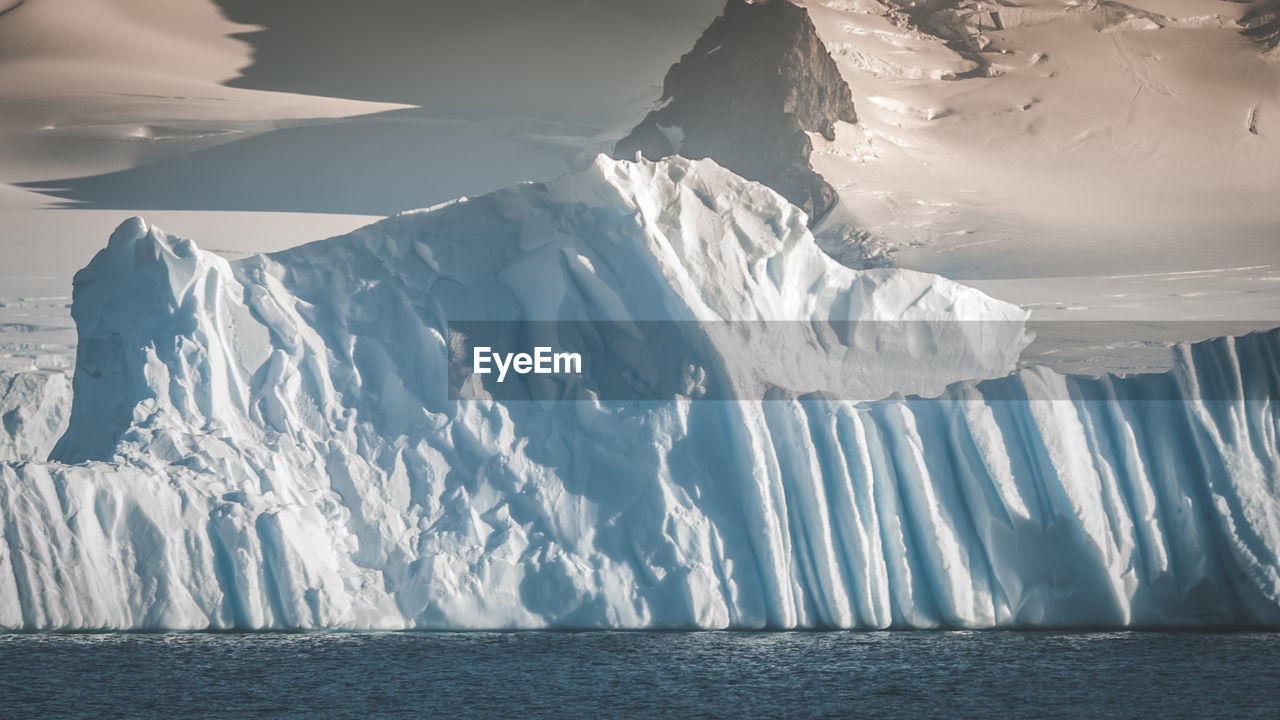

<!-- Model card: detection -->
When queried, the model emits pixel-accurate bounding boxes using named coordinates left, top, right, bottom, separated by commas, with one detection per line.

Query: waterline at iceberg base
left=2, top=157, right=1278, bottom=631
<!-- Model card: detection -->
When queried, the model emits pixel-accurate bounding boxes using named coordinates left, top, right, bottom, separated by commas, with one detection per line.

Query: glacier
left=1, top=156, right=1278, bottom=630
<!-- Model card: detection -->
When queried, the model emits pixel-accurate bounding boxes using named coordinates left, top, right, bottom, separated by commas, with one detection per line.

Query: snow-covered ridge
left=1, top=156, right=1278, bottom=630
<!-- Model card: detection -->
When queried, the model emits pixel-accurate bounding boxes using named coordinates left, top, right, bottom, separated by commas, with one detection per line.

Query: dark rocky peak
left=1240, top=0, right=1280, bottom=53
left=614, top=0, right=856, bottom=223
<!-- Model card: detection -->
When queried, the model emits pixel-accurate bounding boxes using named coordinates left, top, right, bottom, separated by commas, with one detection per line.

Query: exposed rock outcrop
left=614, top=0, right=856, bottom=223
left=1241, top=1, right=1280, bottom=53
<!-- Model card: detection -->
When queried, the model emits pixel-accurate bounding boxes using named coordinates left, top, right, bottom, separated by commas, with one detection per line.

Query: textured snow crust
left=0, top=371, right=70, bottom=463
left=2, top=157, right=1278, bottom=630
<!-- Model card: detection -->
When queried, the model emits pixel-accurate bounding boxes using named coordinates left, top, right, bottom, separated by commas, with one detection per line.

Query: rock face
left=614, top=0, right=856, bottom=223
left=1242, top=1, right=1280, bottom=53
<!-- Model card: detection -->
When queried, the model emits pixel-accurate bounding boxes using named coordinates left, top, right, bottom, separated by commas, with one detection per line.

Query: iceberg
left=1, top=156, right=1277, bottom=630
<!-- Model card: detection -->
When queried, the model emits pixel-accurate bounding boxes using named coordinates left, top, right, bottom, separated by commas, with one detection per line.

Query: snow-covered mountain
left=606, top=0, right=1280, bottom=334
left=2, top=157, right=1277, bottom=630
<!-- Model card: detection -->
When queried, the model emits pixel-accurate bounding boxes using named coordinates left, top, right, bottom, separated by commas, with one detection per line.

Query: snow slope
left=1, top=157, right=1277, bottom=630
left=0, top=0, right=403, bottom=374
left=0, top=0, right=406, bottom=185
left=798, top=0, right=1280, bottom=279
left=2, top=0, right=721, bottom=210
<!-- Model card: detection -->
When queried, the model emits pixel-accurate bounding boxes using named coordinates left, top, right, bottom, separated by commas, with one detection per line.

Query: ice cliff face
left=1, top=156, right=1278, bottom=630
left=615, top=0, right=856, bottom=222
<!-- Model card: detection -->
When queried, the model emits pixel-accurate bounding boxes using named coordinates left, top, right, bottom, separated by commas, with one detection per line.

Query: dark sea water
left=1, top=631, right=1277, bottom=719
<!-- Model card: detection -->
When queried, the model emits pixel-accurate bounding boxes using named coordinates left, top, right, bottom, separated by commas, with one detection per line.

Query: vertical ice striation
left=1, top=156, right=1278, bottom=630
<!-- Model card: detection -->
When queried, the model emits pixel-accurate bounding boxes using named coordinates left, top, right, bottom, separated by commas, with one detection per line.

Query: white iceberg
left=1, top=156, right=1277, bottom=630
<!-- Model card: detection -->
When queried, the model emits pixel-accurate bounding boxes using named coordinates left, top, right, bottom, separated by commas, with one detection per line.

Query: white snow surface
left=1, top=157, right=1278, bottom=630
left=799, top=0, right=1280, bottom=324
left=0, top=370, right=70, bottom=463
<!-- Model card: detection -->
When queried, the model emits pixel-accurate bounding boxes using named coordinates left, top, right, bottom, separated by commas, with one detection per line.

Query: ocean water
left=1, top=631, right=1277, bottom=719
